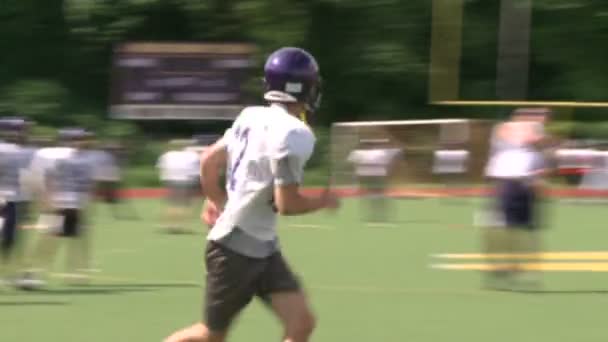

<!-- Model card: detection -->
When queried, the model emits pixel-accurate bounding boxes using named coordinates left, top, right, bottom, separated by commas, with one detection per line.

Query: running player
left=91, top=142, right=135, bottom=219
left=165, top=47, right=339, bottom=342
left=347, top=138, right=401, bottom=225
left=156, top=140, right=201, bottom=233
left=0, top=117, right=35, bottom=284
left=23, top=128, right=97, bottom=287
left=482, top=108, right=550, bottom=290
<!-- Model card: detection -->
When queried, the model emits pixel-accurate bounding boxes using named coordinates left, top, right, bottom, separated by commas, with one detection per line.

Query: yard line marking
left=309, top=284, right=495, bottom=296
left=49, top=272, right=202, bottom=285
left=432, top=251, right=608, bottom=260
left=431, top=262, right=608, bottom=272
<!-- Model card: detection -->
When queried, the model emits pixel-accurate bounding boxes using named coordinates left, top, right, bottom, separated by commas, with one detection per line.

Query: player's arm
left=274, top=183, right=336, bottom=216
left=271, top=156, right=338, bottom=216
left=200, top=138, right=228, bottom=210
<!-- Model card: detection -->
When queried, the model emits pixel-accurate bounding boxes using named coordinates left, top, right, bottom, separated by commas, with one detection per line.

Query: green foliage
left=100, top=121, right=139, bottom=139
left=123, top=165, right=161, bottom=187
left=1, top=0, right=608, bottom=130
left=547, top=121, right=608, bottom=140
left=29, top=125, right=58, bottom=141
left=1, top=80, right=69, bottom=124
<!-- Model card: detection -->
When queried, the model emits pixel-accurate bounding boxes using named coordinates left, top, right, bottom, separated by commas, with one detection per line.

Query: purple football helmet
left=263, top=47, right=322, bottom=112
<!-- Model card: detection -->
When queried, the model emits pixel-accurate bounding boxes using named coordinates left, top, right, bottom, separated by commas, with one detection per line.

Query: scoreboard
left=110, top=42, right=256, bottom=120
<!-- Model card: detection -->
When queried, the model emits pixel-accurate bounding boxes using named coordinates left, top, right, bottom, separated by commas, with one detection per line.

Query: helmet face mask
left=263, top=47, right=322, bottom=115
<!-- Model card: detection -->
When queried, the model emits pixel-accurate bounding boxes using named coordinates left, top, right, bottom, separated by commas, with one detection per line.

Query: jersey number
left=229, top=127, right=250, bottom=190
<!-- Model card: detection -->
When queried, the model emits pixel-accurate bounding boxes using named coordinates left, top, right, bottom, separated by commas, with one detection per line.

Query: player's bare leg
left=65, top=236, right=90, bottom=284
left=32, top=234, right=60, bottom=270
left=164, top=322, right=226, bottom=342
left=270, top=291, right=316, bottom=342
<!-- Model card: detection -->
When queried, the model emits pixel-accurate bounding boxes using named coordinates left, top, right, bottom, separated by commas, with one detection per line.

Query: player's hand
left=201, top=200, right=221, bottom=228
left=321, top=189, right=340, bottom=211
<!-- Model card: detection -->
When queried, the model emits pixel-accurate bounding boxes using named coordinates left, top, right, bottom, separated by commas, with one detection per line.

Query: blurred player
left=165, top=47, right=339, bottom=342
left=156, top=140, right=201, bottom=233
left=27, top=133, right=75, bottom=231
left=22, top=128, right=97, bottom=287
left=347, top=138, right=401, bottom=225
left=91, top=142, right=136, bottom=219
left=482, top=108, right=550, bottom=290
left=0, top=117, right=35, bottom=283
left=432, top=142, right=469, bottom=201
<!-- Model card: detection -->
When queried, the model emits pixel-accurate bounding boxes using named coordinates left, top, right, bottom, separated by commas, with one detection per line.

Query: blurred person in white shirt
left=156, top=140, right=201, bottom=233
left=481, top=108, right=551, bottom=291
left=90, top=142, right=139, bottom=220
left=19, top=128, right=97, bottom=289
left=347, top=138, right=401, bottom=225
left=0, top=117, right=37, bottom=284
left=433, top=142, right=470, bottom=203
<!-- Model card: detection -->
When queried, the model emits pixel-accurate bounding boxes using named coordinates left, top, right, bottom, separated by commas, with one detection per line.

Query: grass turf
left=2, top=197, right=608, bottom=341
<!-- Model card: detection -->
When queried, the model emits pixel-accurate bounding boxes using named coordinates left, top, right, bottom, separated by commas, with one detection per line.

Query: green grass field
left=3, top=197, right=608, bottom=342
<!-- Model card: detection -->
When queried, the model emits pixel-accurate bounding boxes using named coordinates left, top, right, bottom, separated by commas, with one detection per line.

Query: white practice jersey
left=208, top=104, right=315, bottom=258
left=433, top=149, right=469, bottom=174
left=157, top=150, right=200, bottom=183
left=90, top=150, right=121, bottom=182
left=48, top=150, right=96, bottom=209
left=0, top=142, right=21, bottom=201
left=485, top=122, right=545, bottom=179
left=554, top=148, right=597, bottom=169
left=347, top=148, right=401, bottom=177
left=28, top=147, right=75, bottom=197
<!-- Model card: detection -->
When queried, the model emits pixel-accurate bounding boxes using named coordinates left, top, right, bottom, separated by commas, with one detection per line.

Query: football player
left=165, top=47, right=339, bottom=342
left=156, top=140, right=201, bottom=233
left=0, top=117, right=35, bottom=283
left=482, top=108, right=550, bottom=290
left=23, top=128, right=97, bottom=286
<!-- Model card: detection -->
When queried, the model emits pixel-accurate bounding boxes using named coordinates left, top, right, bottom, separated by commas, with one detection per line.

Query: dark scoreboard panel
left=110, top=42, right=256, bottom=120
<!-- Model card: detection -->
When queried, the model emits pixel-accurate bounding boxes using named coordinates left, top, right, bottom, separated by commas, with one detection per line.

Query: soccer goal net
left=329, top=119, right=495, bottom=188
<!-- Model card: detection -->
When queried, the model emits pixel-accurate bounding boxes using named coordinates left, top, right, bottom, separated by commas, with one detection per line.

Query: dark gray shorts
left=496, top=179, right=537, bottom=229
left=204, top=241, right=301, bottom=332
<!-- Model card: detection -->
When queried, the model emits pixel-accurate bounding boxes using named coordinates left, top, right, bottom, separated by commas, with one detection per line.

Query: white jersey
left=0, top=142, right=21, bottom=201
left=208, top=104, right=315, bottom=258
left=347, top=148, right=401, bottom=177
left=554, top=148, right=597, bottom=169
left=485, top=148, right=544, bottom=179
left=48, top=150, right=96, bottom=209
left=156, top=150, right=200, bottom=183
left=485, top=122, right=544, bottom=179
left=433, top=149, right=469, bottom=174
left=90, top=150, right=121, bottom=182
left=28, top=147, right=74, bottom=197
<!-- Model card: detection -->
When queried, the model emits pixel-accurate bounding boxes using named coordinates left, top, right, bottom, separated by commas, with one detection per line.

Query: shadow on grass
left=21, top=282, right=200, bottom=296
left=487, top=287, right=608, bottom=295
left=0, top=300, right=69, bottom=306
left=516, top=289, right=608, bottom=295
